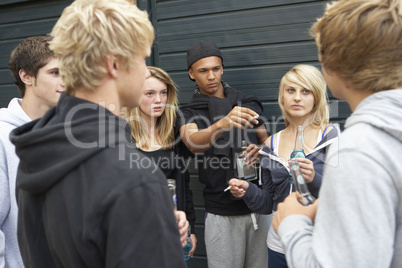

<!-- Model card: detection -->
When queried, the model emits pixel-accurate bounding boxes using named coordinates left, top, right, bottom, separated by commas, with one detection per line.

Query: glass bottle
left=290, top=125, right=306, bottom=159
left=183, top=226, right=192, bottom=261
left=167, top=179, right=177, bottom=210
left=168, top=179, right=192, bottom=260
left=289, top=160, right=316, bottom=206
left=235, top=140, right=257, bottom=181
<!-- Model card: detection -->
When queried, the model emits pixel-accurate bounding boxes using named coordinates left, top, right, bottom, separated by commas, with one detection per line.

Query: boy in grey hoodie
left=272, top=0, right=402, bottom=267
left=0, top=36, right=64, bottom=268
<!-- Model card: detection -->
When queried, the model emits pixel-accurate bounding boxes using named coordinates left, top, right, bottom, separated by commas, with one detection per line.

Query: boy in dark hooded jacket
left=10, top=0, right=188, bottom=267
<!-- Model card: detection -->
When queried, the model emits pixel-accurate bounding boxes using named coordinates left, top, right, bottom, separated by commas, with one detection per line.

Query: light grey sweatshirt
left=278, top=89, right=402, bottom=268
left=0, top=98, right=29, bottom=268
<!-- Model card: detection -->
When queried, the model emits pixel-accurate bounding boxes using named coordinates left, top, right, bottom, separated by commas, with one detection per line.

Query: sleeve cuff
left=277, top=214, right=313, bottom=240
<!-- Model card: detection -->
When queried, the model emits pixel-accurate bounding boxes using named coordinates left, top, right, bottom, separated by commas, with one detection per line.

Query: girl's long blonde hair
left=278, top=64, right=329, bottom=129
left=125, top=66, right=178, bottom=149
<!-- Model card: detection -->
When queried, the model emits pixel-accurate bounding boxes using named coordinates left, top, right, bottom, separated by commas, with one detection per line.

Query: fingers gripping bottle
left=183, top=226, right=192, bottom=261
left=289, top=160, right=316, bottom=206
left=167, top=179, right=192, bottom=261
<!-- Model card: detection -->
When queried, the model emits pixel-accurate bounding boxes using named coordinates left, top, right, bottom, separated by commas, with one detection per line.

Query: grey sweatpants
left=205, top=212, right=271, bottom=268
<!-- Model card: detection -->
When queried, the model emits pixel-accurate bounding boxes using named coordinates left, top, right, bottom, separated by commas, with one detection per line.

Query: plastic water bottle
left=183, top=226, right=192, bottom=261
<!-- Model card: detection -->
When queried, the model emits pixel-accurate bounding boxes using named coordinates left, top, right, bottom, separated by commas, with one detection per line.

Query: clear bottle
left=235, top=140, right=257, bottom=181
left=168, top=179, right=192, bottom=260
left=167, top=179, right=177, bottom=210
left=289, top=160, right=316, bottom=206
left=290, top=125, right=306, bottom=159
left=183, top=226, right=192, bottom=261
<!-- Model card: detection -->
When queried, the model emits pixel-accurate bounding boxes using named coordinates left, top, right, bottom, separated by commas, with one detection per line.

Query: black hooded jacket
left=10, top=93, right=186, bottom=268
left=177, top=82, right=264, bottom=215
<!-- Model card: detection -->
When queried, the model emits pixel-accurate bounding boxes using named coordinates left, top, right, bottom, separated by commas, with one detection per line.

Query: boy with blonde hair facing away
left=273, top=0, right=402, bottom=267
left=9, top=0, right=187, bottom=267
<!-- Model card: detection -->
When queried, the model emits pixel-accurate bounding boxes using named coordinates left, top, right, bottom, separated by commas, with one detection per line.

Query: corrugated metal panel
left=0, top=0, right=30, bottom=6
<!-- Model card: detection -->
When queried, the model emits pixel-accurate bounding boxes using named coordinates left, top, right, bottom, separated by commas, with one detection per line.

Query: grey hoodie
left=278, top=89, right=402, bottom=268
left=0, top=98, right=28, bottom=268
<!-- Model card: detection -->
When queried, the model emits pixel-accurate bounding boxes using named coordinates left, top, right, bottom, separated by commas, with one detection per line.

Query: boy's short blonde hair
left=278, top=64, right=329, bottom=129
left=311, top=0, right=402, bottom=92
left=50, top=0, right=154, bottom=95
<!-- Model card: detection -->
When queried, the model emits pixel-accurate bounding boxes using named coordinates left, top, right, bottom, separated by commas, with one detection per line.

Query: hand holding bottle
left=184, top=227, right=198, bottom=260
left=289, top=160, right=316, bottom=205
left=183, top=226, right=192, bottom=261
left=290, top=158, right=315, bottom=183
left=273, top=192, right=319, bottom=234
left=168, top=179, right=189, bottom=247
left=175, top=210, right=189, bottom=247
left=188, top=234, right=197, bottom=258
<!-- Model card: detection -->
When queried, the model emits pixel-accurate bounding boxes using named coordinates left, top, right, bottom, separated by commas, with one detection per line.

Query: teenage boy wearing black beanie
left=177, top=40, right=270, bottom=268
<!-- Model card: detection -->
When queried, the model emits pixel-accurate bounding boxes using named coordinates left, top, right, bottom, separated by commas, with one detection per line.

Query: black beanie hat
left=186, top=40, right=223, bottom=69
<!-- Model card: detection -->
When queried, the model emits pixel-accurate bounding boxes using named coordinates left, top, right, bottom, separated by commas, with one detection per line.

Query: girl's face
left=282, top=82, right=315, bottom=120
left=139, top=76, right=168, bottom=119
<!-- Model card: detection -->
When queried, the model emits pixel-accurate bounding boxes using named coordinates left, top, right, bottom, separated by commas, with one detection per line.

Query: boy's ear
left=106, top=55, right=118, bottom=78
left=188, top=68, right=195, bottom=80
left=19, top=69, right=33, bottom=86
